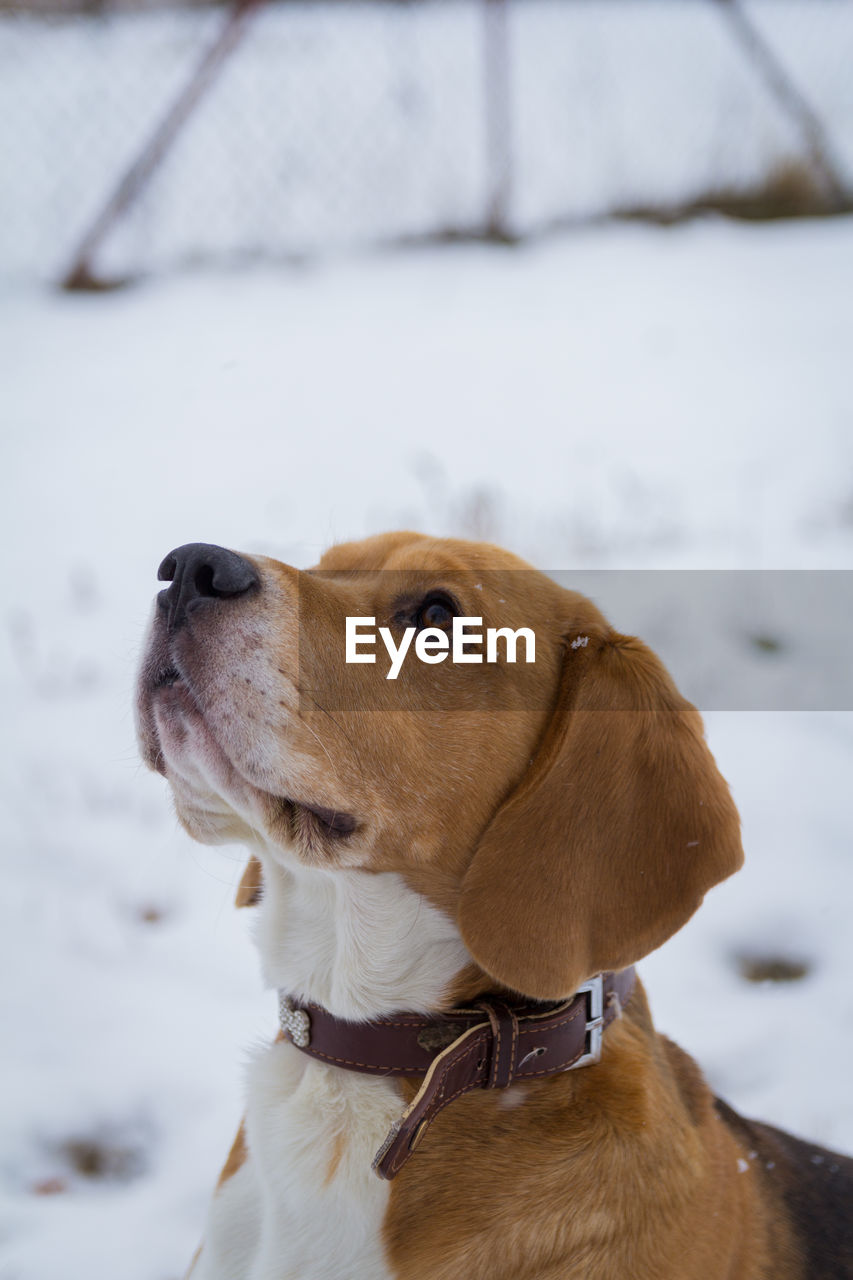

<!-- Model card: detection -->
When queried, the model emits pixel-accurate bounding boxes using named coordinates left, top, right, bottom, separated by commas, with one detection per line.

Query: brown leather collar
left=278, top=967, right=636, bottom=1178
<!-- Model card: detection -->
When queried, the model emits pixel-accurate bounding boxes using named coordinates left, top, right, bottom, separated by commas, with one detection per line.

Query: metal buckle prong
left=569, top=974, right=604, bottom=1070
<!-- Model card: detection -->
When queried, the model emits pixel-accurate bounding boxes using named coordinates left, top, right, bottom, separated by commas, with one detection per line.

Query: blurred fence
left=1, top=0, right=851, bottom=285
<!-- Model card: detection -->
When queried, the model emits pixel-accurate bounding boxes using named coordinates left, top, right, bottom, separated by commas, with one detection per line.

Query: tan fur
left=384, top=987, right=802, bottom=1280
left=216, top=1121, right=248, bottom=1188
left=457, top=628, right=743, bottom=997
left=324, top=1129, right=349, bottom=1187
left=185, top=1244, right=202, bottom=1278
left=144, top=533, right=845, bottom=1280
left=235, top=856, right=263, bottom=908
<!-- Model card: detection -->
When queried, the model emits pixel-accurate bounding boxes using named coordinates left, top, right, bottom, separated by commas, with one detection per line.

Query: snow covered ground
left=2, top=215, right=853, bottom=1279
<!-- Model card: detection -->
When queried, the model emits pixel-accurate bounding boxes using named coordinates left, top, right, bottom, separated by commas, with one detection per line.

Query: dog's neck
left=254, top=852, right=471, bottom=1022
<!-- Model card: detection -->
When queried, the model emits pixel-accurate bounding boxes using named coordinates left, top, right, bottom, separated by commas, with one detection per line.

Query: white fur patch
left=192, top=857, right=471, bottom=1279
left=257, top=861, right=469, bottom=1021
left=498, top=1088, right=530, bottom=1110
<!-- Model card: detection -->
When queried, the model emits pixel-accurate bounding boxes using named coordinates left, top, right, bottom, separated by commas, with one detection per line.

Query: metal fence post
left=483, top=0, right=513, bottom=240
left=61, top=0, right=264, bottom=290
left=714, top=0, right=849, bottom=213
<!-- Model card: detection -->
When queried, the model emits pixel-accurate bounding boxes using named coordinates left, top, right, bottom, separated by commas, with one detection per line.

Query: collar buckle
left=570, top=974, right=604, bottom=1069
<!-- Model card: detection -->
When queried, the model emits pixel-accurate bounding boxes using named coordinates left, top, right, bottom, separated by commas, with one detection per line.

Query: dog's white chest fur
left=191, top=862, right=469, bottom=1280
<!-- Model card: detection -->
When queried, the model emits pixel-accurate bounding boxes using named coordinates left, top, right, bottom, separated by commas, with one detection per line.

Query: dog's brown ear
left=235, top=856, right=263, bottom=908
left=458, top=629, right=743, bottom=999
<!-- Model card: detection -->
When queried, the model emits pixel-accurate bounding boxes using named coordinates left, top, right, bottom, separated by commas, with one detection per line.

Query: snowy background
left=3, top=2, right=853, bottom=1277
left=3, top=216, right=853, bottom=1280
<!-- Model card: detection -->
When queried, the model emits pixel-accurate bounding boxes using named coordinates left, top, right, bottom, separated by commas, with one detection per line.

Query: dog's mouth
left=147, top=656, right=204, bottom=718
left=147, top=645, right=206, bottom=705
left=138, top=637, right=221, bottom=772
left=139, top=644, right=360, bottom=850
left=140, top=627, right=189, bottom=697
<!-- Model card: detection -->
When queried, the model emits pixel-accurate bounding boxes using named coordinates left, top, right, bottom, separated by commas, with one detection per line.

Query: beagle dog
left=136, top=532, right=853, bottom=1280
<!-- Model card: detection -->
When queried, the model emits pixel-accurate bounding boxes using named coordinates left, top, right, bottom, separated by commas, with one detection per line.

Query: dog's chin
left=171, top=784, right=258, bottom=846
left=138, top=679, right=272, bottom=838
left=137, top=659, right=367, bottom=870
left=139, top=689, right=352, bottom=867
left=163, top=753, right=268, bottom=848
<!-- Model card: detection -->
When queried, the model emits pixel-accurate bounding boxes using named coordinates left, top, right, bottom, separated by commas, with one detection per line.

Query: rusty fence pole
left=714, top=0, right=849, bottom=212
left=62, top=0, right=264, bottom=290
left=483, top=0, right=513, bottom=240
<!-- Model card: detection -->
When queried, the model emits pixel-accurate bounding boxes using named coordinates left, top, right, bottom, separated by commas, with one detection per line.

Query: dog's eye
left=415, top=592, right=458, bottom=631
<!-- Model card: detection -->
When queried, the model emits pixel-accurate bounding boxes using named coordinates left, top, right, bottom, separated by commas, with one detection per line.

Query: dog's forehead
left=307, top=533, right=575, bottom=631
left=313, top=531, right=534, bottom=575
left=306, top=533, right=579, bottom=629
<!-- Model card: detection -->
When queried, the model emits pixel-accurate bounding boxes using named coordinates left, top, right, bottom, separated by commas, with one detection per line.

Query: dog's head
left=137, top=532, right=742, bottom=1000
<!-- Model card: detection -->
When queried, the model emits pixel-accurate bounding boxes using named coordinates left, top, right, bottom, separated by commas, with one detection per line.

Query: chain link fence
left=1, top=0, right=851, bottom=285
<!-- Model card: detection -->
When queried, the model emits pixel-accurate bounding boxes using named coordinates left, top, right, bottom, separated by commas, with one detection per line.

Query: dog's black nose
left=156, top=543, right=259, bottom=631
